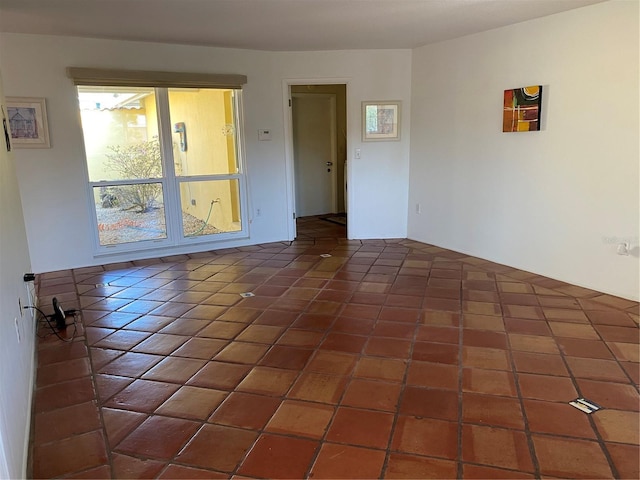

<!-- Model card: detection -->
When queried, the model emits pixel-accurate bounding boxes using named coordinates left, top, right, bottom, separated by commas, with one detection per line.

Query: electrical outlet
left=256, top=208, right=261, bottom=217
left=25, top=284, right=37, bottom=321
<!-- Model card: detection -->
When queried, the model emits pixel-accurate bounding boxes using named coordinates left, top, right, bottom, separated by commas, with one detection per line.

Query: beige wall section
left=225, top=91, right=240, bottom=222
left=291, top=84, right=346, bottom=212
left=144, top=94, right=158, bottom=139
left=169, top=90, right=232, bottom=177
left=168, top=89, right=239, bottom=233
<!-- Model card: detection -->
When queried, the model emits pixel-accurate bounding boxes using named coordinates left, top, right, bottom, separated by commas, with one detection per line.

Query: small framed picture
left=362, top=101, right=401, bottom=141
left=6, top=97, right=50, bottom=148
left=503, top=86, right=542, bottom=132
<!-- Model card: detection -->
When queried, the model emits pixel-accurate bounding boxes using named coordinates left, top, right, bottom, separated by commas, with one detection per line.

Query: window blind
left=67, top=67, right=247, bottom=89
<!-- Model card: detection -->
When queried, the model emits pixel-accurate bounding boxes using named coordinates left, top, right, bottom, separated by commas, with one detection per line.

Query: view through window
left=77, top=86, right=246, bottom=250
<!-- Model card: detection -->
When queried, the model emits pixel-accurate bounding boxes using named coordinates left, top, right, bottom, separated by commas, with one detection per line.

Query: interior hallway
left=30, top=216, right=638, bottom=478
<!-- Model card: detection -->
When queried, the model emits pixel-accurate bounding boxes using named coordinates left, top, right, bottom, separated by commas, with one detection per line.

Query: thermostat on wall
left=258, top=129, right=272, bottom=141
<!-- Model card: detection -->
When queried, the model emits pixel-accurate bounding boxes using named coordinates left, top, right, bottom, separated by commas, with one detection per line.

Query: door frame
left=292, top=92, right=338, bottom=217
left=282, top=78, right=350, bottom=240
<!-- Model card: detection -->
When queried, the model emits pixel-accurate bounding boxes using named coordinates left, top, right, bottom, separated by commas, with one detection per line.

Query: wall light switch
left=258, top=129, right=272, bottom=141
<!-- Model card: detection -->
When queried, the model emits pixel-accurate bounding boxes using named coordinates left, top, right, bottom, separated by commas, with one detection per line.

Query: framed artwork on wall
left=362, top=100, right=401, bottom=141
left=6, top=97, right=50, bottom=148
left=503, top=86, right=542, bottom=132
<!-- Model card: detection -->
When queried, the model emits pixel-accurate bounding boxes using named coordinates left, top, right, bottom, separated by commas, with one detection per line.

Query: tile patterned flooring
left=30, top=216, right=639, bottom=479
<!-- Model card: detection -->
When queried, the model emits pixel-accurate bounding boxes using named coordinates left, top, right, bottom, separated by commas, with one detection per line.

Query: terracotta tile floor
left=29, top=216, right=639, bottom=479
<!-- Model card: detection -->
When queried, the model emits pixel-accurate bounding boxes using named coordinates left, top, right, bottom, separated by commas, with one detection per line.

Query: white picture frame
left=362, top=100, right=401, bottom=142
left=6, top=97, right=51, bottom=148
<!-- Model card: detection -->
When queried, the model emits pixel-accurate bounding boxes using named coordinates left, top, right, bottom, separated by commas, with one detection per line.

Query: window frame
left=71, top=69, right=250, bottom=256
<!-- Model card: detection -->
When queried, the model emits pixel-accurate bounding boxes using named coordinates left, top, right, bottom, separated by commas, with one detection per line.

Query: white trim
left=0, top=421, right=9, bottom=479
left=21, top=352, right=36, bottom=480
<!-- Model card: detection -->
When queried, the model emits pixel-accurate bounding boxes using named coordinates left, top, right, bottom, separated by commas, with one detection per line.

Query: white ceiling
left=0, top=0, right=606, bottom=51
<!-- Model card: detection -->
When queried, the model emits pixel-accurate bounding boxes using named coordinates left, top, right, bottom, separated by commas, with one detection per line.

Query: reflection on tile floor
left=30, top=216, right=639, bottom=479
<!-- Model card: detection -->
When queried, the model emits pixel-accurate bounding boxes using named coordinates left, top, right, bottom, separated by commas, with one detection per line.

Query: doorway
left=293, top=93, right=337, bottom=217
left=289, top=84, right=347, bottom=237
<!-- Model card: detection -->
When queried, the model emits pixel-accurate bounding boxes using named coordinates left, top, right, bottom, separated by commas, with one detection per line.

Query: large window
left=75, top=78, right=247, bottom=252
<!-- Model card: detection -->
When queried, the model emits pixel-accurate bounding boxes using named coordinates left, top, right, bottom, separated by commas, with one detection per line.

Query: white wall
left=0, top=35, right=412, bottom=273
left=0, top=70, right=36, bottom=479
left=408, top=0, right=639, bottom=300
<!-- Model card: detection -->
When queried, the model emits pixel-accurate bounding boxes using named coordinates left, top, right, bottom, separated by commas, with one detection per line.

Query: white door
left=292, top=94, right=337, bottom=217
